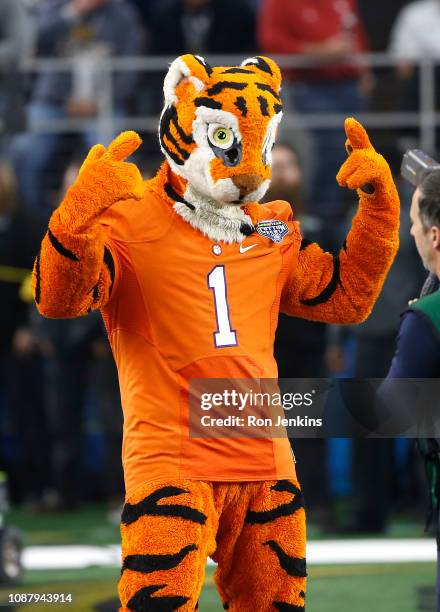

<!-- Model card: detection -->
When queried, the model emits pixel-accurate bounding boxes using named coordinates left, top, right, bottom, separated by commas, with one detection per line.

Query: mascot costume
left=33, top=55, right=399, bottom=611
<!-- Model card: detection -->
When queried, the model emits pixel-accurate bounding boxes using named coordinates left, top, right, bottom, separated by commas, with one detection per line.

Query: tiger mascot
left=33, top=55, right=399, bottom=611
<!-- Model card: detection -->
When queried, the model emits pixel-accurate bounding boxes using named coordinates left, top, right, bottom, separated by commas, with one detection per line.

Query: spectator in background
left=149, top=0, right=256, bottom=56
left=259, top=0, right=370, bottom=252
left=0, top=0, right=34, bottom=144
left=384, top=170, right=440, bottom=606
left=0, top=163, right=46, bottom=503
left=264, top=143, right=328, bottom=516
left=26, top=161, right=123, bottom=510
left=389, top=0, right=440, bottom=151
left=12, top=0, right=143, bottom=212
left=390, top=0, right=440, bottom=78
left=265, top=142, right=326, bottom=380
left=329, top=178, right=426, bottom=532
left=141, top=0, right=257, bottom=131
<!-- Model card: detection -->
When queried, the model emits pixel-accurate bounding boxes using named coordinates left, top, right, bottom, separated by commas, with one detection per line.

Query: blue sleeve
left=387, top=310, right=440, bottom=378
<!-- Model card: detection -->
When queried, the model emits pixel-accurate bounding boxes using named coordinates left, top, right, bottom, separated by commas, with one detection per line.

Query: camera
left=401, top=149, right=440, bottom=187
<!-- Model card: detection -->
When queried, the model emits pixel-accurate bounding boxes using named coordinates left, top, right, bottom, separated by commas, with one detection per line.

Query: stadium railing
left=6, top=53, right=440, bottom=154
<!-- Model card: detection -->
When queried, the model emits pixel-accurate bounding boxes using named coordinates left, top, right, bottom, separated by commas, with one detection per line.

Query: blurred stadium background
left=0, top=0, right=439, bottom=610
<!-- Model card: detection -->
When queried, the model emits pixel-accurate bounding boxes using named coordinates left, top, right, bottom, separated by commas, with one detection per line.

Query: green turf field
left=0, top=563, right=435, bottom=611
left=0, top=504, right=436, bottom=611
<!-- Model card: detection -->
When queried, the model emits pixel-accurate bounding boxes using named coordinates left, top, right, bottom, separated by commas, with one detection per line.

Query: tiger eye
left=212, top=127, right=233, bottom=148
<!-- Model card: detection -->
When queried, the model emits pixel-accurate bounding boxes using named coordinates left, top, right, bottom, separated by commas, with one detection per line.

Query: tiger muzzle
left=232, top=174, right=263, bottom=198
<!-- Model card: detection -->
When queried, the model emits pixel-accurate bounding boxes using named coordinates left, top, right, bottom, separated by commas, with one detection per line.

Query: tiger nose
left=232, top=173, right=263, bottom=198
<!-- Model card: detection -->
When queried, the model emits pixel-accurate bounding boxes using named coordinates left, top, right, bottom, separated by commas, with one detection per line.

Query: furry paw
left=336, top=118, right=392, bottom=194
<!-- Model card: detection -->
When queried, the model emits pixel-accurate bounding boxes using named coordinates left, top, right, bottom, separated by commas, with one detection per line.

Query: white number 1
left=208, top=265, right=238, bottom=347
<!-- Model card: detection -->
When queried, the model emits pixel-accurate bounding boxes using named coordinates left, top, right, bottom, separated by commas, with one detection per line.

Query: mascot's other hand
left=59, top=131, right=144, bottom=233
left=336, top=118, right=393, bottom=196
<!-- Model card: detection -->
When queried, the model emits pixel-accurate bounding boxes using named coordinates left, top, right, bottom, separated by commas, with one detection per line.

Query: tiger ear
left=241, top=56, right=282, bottom=93
left=163, top=54, right=212, bottom=106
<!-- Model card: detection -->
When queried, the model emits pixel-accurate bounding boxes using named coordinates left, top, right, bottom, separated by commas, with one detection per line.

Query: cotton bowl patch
left=255, top=220, right=289, bottom=243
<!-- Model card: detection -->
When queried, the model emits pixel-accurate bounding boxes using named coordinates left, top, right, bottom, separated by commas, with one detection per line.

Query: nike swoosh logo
left=239, top=244, right=257, bottom=253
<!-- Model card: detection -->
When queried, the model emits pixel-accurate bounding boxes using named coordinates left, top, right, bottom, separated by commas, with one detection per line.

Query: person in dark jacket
left=385, top=170, right=440, bottom=608
left=0, top=162, right=47, bottom=503
left=149, top=0, right=256, bottom=55
left=12, top=0, right=143, bottom=212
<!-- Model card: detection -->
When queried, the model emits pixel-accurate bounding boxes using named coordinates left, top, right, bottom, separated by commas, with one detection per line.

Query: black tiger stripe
left=223, top=604, right=230, bottom=610
left=240, top=222, right=255, bottom=236
left=274, top=103, right=283, bottom=114
left=164, top=182, right=195, bottom=211
left=272, top=480, right=301, bottom=494
left=222, top=68, right=254, bottom=75
left=161, top=138, right=185, bottom=166
left=258, top=95, right=269, bottom=117
left=207, top=81, right=248, bottom=96
left=193, top=55, right=213, bottom=77
left=127, top=584, right=189, bottom=611
left=300, top=255, right=340, bottom=306
left=171, top=112, right=194, bottom=145
left=256, top=82, right=281, bottom=100
left=121, top=485, right=207, bottom=526
left=160, top=107, right=191, bottom=161
left=159, top=107, right=189, bottom=166
left=299, top=591, right=306, bottom=599
left=122, top=544, right=197, bottom=574
left=343, top=239, right=347, bottom=252
left=264, top=540, right=307, bottom=578
left=103, top=246, right=115, bottom=294
left=274, top=603, right=305, bottom=612
left=234, top=96, right=248, bottom=117
left=92, top=281, right=99, bottom=302
left=252, top=56, right=274, bottom=76
left=47, top=228, right=79, bottom=261
left=34, top=254, right=41, bottom=304
left=164, top=132, right=190, bottom=162
left=245, top=480, right=304, bottom=524
left=300, top=238, right=313, bottom=251
left=195, top=97, right=222, bottom=110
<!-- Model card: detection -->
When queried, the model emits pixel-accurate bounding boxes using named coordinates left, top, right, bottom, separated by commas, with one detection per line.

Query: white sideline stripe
left=307, top=538, right=436, bottom=565
left=22, top=539, right=437, bottom=571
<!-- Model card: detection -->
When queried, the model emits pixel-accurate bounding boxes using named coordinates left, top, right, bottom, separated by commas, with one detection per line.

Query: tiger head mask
left=158, top=54, right=283, bottom=242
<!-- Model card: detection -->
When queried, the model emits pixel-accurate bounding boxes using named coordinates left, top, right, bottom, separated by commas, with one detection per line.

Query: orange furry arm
left=281, top=118, right=400, bottom=324
left=32, top=132, right=144, bottom=318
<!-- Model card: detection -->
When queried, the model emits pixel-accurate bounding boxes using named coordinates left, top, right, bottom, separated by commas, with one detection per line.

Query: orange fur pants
left=119, top=479, right=306, bottom=611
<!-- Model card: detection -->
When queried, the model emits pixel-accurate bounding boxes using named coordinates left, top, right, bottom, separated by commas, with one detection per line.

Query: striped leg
left=214, top=480, right=307, bottom=612
left=118, top=480, right=217, bottom=612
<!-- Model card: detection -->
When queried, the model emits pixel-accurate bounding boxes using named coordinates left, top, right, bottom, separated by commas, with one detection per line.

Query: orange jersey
left=100, top=165, right=300, bottom=495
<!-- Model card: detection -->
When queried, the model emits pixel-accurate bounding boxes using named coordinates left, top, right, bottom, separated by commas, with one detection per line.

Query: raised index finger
left=344, top=117, right=372, bottom=150
left=104, top=131, right=142, bottom=162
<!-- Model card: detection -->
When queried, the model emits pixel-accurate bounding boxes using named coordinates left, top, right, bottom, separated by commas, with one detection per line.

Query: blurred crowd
left=0, top=0, right=439, bottom=530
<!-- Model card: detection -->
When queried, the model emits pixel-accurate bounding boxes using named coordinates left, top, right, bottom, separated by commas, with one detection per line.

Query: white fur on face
left=174, top=183, right=253, bottom=243
left=262, top=112, right=283, bottom=167
left=189, top=107, right=243, bottom=204
left=160, top=100, right=284, bottom=241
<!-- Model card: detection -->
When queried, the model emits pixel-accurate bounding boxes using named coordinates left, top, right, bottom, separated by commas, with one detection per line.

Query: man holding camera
left=387, top=166, right=440, bottom=607
left=388, top=170, right=440, bottom=380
